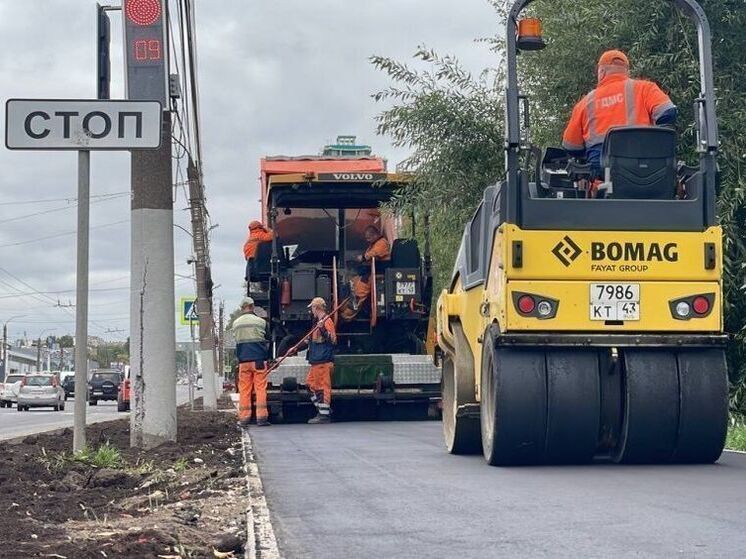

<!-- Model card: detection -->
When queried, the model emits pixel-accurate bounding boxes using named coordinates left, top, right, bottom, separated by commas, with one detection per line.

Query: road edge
left=241, top=427, right=280, bottom=559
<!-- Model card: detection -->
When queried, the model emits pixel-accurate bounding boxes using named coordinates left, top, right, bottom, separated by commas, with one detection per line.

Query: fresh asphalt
left=251, top=421, right=746, bottom=559
left=0, top=385, right=192, bottom=441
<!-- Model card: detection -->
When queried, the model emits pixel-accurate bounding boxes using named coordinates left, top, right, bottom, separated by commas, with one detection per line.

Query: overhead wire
left=0, top=191, right=130, bottom=206
left=0, top=193, right=130, bottom=225
left=0, top=220, right=129, bottom=249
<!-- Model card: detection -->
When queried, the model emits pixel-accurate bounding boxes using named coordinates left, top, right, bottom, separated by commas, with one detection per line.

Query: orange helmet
left=598, top=50, right=629, bottom=68
left=248, top=220, right=263, bottom=230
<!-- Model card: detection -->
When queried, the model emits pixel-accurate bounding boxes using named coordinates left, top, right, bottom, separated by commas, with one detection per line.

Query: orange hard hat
left=598, top=50, right=629, bottom=68
left=248, top=220, right=263, bottom=230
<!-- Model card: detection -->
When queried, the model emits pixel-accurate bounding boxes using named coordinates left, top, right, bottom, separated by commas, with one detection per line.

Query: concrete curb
left=240, top=427, right=280, bottom=559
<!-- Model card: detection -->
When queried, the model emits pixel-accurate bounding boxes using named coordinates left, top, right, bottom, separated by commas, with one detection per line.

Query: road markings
left=241, top=427, right=280, bottom=559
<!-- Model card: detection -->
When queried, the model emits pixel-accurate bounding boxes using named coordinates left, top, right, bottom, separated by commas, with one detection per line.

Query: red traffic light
left=125, top=0, right=162, bottom=26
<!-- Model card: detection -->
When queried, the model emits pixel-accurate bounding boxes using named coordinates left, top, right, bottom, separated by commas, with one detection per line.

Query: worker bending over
left=243, top=220, right=274, bottom=283
left=563, top=50, right=677, bottom=181
left=230, top=297, right=271, bottom=428
left=342, top=226, right=391, bottom=320
left=293, top=297, right=337, bottom=424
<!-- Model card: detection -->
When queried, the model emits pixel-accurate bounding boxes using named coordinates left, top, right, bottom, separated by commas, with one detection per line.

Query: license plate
left=590, top=283, right=640, bottom=321
left=396, top=281, right=416, bottom=296
left=94, top=390, right=103, bottom=395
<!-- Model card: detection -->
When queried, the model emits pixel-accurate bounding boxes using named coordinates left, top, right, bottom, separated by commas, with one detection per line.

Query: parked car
left=0, top=374, right=26, bottom=408
left=17, top=373, right=65, bottom=411
left=61, top=374, right=76, bottom=400
left=88, top=369, right=122, bottom=405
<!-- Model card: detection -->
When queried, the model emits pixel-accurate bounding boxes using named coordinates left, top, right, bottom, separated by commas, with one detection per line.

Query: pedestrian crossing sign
left=180, top=297, right=198, bottom=325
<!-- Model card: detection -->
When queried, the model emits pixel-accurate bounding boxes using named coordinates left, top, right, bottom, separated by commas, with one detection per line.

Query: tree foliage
left=373, top=0, right=746, bottom=411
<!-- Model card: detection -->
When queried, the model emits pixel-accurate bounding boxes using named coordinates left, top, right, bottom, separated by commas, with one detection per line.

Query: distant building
left=4, top=347, right=40, bottom=378
left=321, top=135, right=373, bottom=158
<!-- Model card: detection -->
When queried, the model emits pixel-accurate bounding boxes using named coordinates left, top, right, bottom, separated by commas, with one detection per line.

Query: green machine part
left=332, top=354, right=393, bottom=389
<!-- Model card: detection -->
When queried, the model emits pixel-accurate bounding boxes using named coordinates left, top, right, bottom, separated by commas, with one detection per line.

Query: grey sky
left=0, top=0, right=497, bottom=343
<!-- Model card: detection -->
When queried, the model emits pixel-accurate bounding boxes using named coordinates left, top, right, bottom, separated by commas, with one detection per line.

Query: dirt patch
left=0, top=407, right=247, bottom=558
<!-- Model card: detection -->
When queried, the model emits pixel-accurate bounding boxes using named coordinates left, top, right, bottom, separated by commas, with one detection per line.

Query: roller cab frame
left=437, top=0, right=729, bottom=465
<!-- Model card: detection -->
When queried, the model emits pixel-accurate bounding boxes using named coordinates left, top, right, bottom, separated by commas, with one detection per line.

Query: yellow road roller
left=436, top=0, right=728, bottom=465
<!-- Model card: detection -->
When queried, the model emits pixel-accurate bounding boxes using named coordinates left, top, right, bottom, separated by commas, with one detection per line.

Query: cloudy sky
left=0, top=0, right=497, bottom=344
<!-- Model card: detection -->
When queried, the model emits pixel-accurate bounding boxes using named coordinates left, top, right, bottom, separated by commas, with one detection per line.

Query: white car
left=17, top=373, right=66, bottom=412
left=0, top=374, right=25, bottom=408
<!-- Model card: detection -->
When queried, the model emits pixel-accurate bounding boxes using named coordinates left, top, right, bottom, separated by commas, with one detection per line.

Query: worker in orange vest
left=342, top=226, right=391, bottom=320
left=562, top=50, right=677, bottom=185
left=243, top=221, right=274, bottom=287
left=243, top=221, right=274, bottom=260
left=289, top=297, right=337, bottom=424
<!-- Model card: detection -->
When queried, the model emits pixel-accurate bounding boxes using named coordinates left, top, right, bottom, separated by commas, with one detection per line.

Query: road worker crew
left=343, top=226, right=391, bottom=320
left=562, top=50, right=678, bottom=177
left=243, top=220, right=274, bottom=260
left=230, top=297, right=271, bottom=428
left=293, top=297, right=337, bottom=424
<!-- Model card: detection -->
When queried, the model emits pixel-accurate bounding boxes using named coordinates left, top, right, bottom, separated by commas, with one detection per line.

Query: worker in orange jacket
left=342, top=226, right=391, bottom=320
left=243, top=221, right=274, bottom=260
left=243, top=221, right=274, bottom=287
left=290, top=297, right=337, bottom=424
left=562, top=50, right=677, bottom=181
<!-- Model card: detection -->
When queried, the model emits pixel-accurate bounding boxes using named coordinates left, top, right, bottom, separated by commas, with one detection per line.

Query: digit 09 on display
left=123, top=0, right=167, bottom=104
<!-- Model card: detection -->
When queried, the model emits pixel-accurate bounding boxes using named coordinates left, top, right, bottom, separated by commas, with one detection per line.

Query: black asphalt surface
left=251, top=421, right=746, bottom=559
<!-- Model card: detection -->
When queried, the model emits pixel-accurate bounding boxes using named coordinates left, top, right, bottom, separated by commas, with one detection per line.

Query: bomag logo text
left=589, top=242, right=678, bottom=273
left=590, top=242, right=678, bottom=262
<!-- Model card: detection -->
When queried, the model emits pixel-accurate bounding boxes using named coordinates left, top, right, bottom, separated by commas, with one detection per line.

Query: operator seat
left=602, top=126, right=676, bottom=200
left=247, top=240, right=274, bottom=281
left=390, top=239, right=421, bottom=268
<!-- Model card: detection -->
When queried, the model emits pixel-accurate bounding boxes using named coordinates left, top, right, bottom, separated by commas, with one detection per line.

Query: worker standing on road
left=562, top=50, right=677, bottom=180
left=230, top=297, right=271, bottom=428
left=291, top=297, right=337, bottom=424
left=342, top=226, right=391, bottom=320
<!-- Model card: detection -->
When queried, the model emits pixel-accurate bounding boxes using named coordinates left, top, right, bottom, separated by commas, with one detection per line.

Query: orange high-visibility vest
left=363, top=237, right=391, bottom=262
left=243, top=227, right=273, bottom=259
left=562, top=74, right=675, bottom=152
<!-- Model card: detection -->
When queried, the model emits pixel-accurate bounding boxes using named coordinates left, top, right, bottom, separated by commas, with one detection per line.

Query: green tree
left=57, top=335, right=74, bottom=349
left=373, top=0, right=746, bottom=411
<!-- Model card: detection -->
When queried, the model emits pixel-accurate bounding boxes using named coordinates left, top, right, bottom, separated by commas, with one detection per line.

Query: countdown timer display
left=123, top=0, right=167, bottom=104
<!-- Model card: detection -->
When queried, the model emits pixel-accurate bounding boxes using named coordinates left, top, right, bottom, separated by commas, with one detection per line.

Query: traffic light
left=123, top=0, right=167, bottom=104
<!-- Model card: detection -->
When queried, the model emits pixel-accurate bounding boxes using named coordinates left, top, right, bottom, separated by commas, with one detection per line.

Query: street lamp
left=1, top=315, right=26, bottom=380
left=36, top=328, right=57, bottom=371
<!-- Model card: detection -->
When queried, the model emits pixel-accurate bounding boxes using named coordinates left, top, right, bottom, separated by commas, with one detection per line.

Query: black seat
left=602, top=126, right=676, bottom=200
left=390, top=239, right=421, bottom=268
left=246, top=240, right=273, bottom=281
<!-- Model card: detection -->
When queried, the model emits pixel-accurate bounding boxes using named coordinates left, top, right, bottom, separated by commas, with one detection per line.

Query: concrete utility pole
left=218, top=301, right=225, bottom=382
left=130, top=113, right=177, bottom=448
left=187, top=160, right=217, bottom=410
left=2, top=324, right=6, bottom=382
left=124, top=0, right=177, bottom=448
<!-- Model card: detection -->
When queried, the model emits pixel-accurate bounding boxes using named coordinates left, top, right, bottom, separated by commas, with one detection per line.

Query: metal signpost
left=5, top=98, right=161, bottom=453
left=180, top=297, right=198, bottom=410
